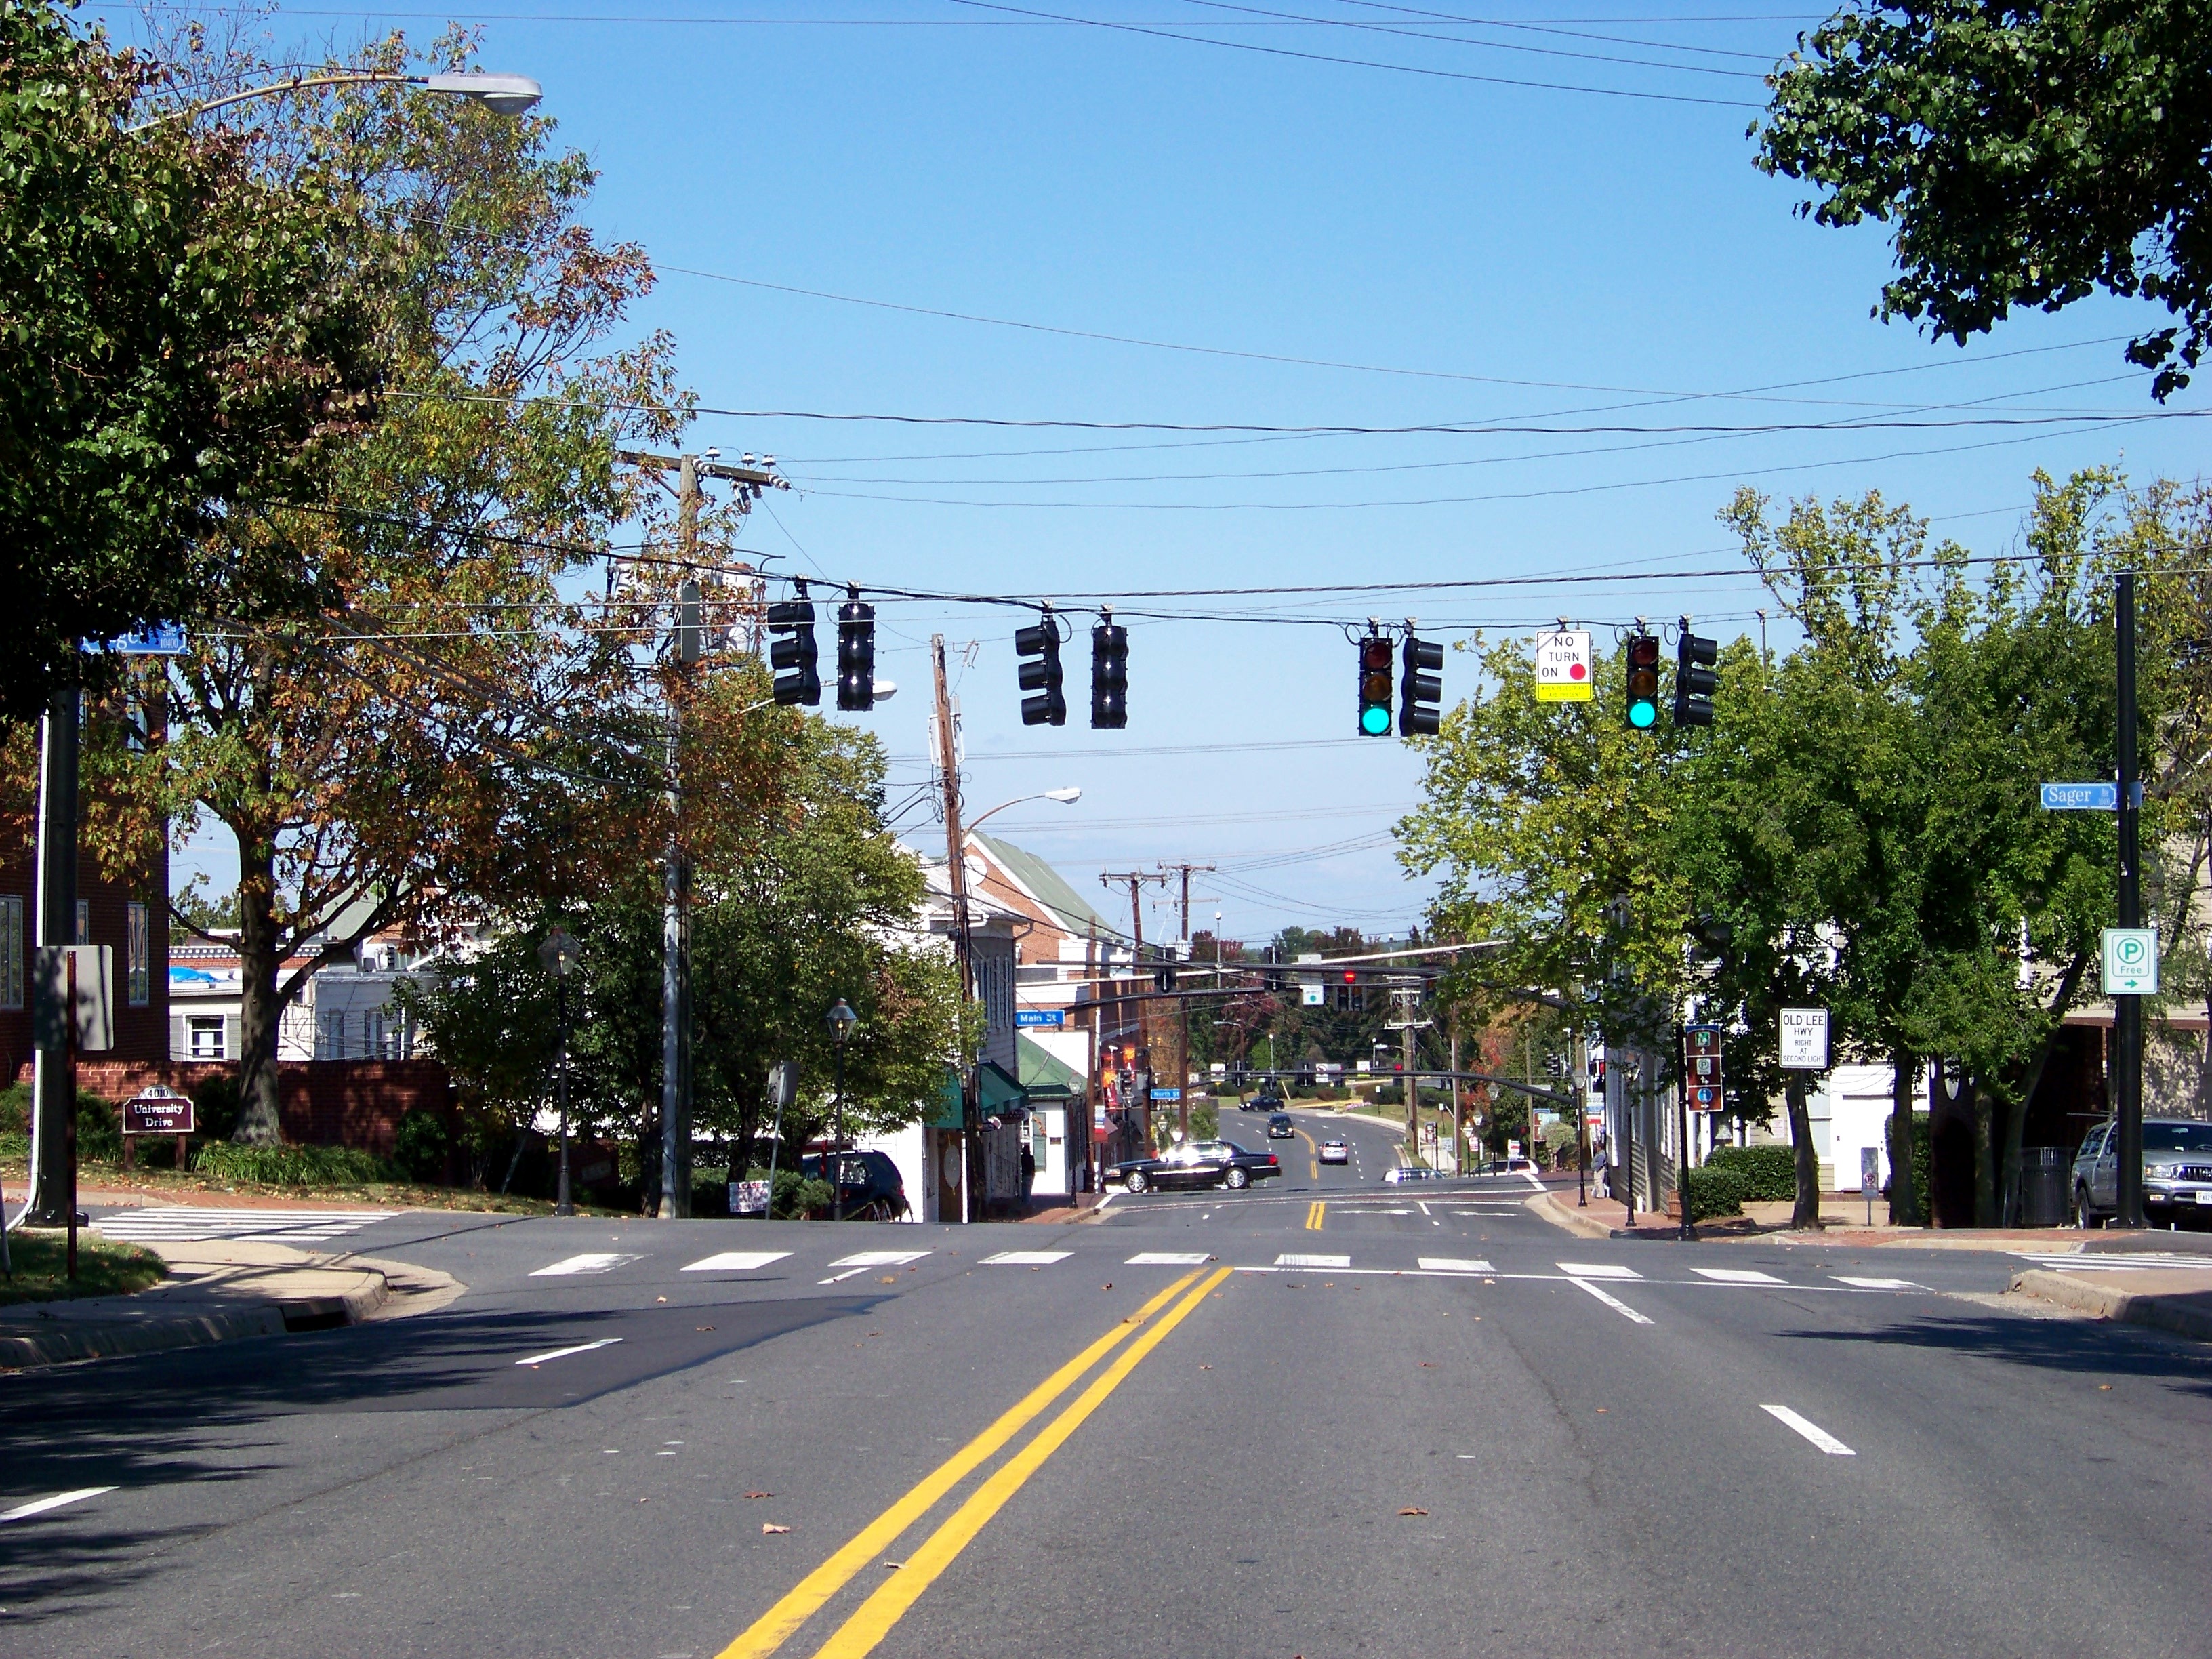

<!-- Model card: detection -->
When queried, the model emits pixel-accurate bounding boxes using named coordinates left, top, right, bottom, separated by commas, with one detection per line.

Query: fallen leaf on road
left=2099, top=1384, right=2113, bottom=1391
left=879, top=1275, right=899, bottom=1284
left=1199, top=1364, right=1212, bottom=1370
left=743, top=1492, right=773, bottom=1500
left=655, top=1296, right=668, bottom=1303
left=883, top=1561, right=904, bottom=1570
left=762, top=1523, right=792, bottom=1535
left=696, top=1326, right=715, bottom=1332
left=1398, top=1508, right=1427, bottom=1517
left=1595, top=1408, right=1607, bottom=1414
left=1101, top=1283, right=1113, bottom=1290
left=1420, top=1362, right=1437, bottom=1368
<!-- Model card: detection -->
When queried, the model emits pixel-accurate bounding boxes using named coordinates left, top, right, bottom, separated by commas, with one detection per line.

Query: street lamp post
left=537, top=926, right=583, bottom=1216
left=129, top=70, right=543, bottom=132
left=827, top=999, right=859, bottom=1222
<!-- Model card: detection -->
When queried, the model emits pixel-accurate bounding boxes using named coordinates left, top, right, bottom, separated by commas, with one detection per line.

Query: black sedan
left=1113, top=1140, right=1283, bottom=1193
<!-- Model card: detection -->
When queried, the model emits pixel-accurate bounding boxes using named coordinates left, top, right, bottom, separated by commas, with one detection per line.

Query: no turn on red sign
left=1534, top=630, right=1593, bottom=703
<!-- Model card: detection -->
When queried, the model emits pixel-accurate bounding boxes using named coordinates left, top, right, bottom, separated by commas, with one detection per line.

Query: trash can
left=2017, top=1146, right=2069, bottom=1227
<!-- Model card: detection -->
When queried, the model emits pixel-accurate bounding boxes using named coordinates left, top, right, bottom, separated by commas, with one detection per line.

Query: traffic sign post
left=1534, top=629, right=1593, bottom=703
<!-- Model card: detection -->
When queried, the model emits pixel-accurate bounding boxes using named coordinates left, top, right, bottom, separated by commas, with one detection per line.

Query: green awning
left=928, top=1060, right=1029, bottom=1128
left=1016, top=1033, right=1083, bottom=1099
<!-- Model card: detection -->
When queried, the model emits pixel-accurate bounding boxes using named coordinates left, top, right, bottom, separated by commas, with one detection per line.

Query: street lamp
left=129, top=70, right=543, bottom=132
left=536, top=926, right=583, bottom=1216
left=827, top=998, right=859, bottom=1222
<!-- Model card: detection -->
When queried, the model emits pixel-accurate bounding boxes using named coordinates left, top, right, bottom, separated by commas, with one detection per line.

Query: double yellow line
left=1305, top=1200, right=1326, bottom=1231
left=718, top=1265, right=1231, bottom=1659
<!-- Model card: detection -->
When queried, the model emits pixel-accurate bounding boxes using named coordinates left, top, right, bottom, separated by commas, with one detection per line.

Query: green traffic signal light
left=1357, top=632, right=1393, bottom=736
left=1361, top=703, right=1392, bottom=736
left=1624, top=632, right=1660, bottom=730
left=1628, top=698, right=1656, bottom=729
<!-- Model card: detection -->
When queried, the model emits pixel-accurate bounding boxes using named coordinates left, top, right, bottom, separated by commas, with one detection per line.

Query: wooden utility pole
left=933, top=636, right=979, bottom=1223
left=1101, top=869, right=1168, bottom=1146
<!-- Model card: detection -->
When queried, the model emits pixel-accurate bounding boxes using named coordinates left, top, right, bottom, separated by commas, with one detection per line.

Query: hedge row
left=1682, top=1165, right=1749, bottom=1222
left=192, top=1142, right=397, bottom=1187
left=1706, top=1143, right=1797, bottom=1202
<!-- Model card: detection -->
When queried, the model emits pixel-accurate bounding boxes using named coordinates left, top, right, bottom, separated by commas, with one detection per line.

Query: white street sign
left=1534, top=629, right=1594, bottom=703
left=2102, top=926, right=2158, bottom=996
left=1778, top=1006, right=1829, bottom=1071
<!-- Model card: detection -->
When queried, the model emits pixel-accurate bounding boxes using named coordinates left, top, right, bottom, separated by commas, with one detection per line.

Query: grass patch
left=0, top=1231, right=167, bottom=1306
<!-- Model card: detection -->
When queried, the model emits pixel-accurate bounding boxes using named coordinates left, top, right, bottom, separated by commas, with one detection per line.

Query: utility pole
left=2116, top=571, right=2145, bottom=1228
left=22, top=686, right=79, bottom=1227
left=613, top=446, right=786, bottom=1223
left=1388, top=979, right=1429, bottom=1155
left=934, top=636, right=979, bottom=1223
left=1101, top=869, right=1168, bottom=1147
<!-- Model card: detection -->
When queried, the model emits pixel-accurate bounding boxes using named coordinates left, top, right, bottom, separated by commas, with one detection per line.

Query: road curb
left=1525, top=1190, right=1612, bottom=1240
left=2007, top=1268, right=2212, bottom=1343
left=0, top=1302, right=291, bottom=1370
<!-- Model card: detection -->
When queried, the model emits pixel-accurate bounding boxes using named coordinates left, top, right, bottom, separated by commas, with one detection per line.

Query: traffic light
left=1015, top=606, right=1066, bottom=726
left=1399, top=633, right=1443, bottom=736
left=1357, top=630, right=1393, bottom=735
left=1091, top=610, right=1128, bottom=729
left=1624, top=632, right=1660, bottom=730
left=766, top=580, right=819, bottom=706
left=1673, top=619, right=1718, bottom=727
left=836, top=586, right=874, bottom=712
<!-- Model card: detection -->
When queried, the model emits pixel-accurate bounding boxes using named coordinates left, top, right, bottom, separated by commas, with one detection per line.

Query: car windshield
left=2144, top=1122, right=2212, bottom=1153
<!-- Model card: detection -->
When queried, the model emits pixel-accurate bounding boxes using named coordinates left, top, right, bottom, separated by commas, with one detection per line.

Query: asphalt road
left=6, top=1105, right=2211, bottom=1658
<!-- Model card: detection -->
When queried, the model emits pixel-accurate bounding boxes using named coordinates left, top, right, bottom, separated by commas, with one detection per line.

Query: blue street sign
left=1149, top=1088, right=1181, bottom=1101
left=112, top=623, right=188, bottom=656
left=2039, top=782, right=2143, bottom=811
left=1015, top=1010, right=1065, bottom=1027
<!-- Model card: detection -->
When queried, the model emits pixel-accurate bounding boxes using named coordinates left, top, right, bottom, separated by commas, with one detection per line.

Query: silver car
left=2072, top=1118, right=2212, bottom=1226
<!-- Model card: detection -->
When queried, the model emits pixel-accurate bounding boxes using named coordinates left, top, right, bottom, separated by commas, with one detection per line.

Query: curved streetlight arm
left=129, top=70, right=541, bottom=133
left=966, top=789, right=1080, bottom=836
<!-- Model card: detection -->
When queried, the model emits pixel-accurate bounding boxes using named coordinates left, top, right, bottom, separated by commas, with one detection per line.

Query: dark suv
left=800, top=1149, right=909, bottom=1220
left=1267, top=1113, right=1296, bottom=1139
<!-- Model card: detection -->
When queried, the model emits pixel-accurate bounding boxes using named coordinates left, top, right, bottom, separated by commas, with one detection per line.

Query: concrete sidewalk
left=0, top=1237, right=462, bottom=1370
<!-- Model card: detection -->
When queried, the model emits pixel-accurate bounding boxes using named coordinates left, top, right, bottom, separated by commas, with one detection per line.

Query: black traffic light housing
left=766, top=579, right=820, bottom=706
left=1399, top=632, right=1442, bottom=736
left=836, top=586, right=874, bottom=712
left=1091, top=609, right=1128, bottom=729
left=1624, top=632, right=1660, bottom=730
left=1673, top=619, right=1718, bottom=727
left=1015, top=606, right=1066, bottom=726
left=1357, top=629, right=1393, bottom=736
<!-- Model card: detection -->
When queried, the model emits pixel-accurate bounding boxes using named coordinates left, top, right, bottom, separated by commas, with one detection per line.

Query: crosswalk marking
left=90, top=1207, right=391, bottom=1244
left=981, top=1251, right=1070, bottom=1267
left=1126, top=1252, right=1210, bottom=1266
left=1761, top=1403, right=1855, bottom=1456
left=2016, top=1253, right=2212, bottom=1273
left=682, top=1252, right=791, bottom=1273
left=1567, top=1276, right=1653, bottom=1324
left=1275, top=1253, right=1351, bottom=1269
left=530, top=1253, right=640, bottom=1277
left=1833, top=1275, right=1919, bottom=1290
left=1558, top=1262, right=1641, bottom=1280
left=1692, top=1267, right=1785, bottom=1284
left=829, top=1251, right=930, bottom=1269
left=1418, top=1257, right=1497, bottom=1274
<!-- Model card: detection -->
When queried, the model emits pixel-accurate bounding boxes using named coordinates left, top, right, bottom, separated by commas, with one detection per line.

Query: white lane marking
left=1415, top=1201, right=1432, bottom=1216
left=1691, top=1267, right=1786, bottom=1284
left=1126, top=1252, right=1210, bottom=1265
left=0, top=1487, right=117, bottom=1525
left=1833, top=1275, right=1919, bottom=1290
left=1419, top=1258, right=1497, bottom=1274
left=981, top=1250, right=1071, bottom=1267
left=515, top=1336, right=623, bottom=1367
left=1567, top=1276, right=1654, bottom=1324
left=830, top=1251, right=930, bottom=1268
left=1522, top=1170, right=1547, bottom=1190
left=1761, top=1404, right=1856, bottom=1456
left=1558, top=1262, right=1641, bottom=1280
left=1275, top=1253, right=1351, bottom=1269
left=530, top=1253, right=641, bottom=1277
left=682, top=1251, right=792, bottom=1273
left=1452, top=1208, right=1524, bottom=1216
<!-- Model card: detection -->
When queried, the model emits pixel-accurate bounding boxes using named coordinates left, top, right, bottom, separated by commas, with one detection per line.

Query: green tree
left=1756, top=3, right=2212, bottom=397
left=1, top=1, right=377, bottom=721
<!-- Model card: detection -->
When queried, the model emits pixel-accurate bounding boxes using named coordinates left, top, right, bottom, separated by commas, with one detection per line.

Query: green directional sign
left=2102, top=926, right=2158, bottom=996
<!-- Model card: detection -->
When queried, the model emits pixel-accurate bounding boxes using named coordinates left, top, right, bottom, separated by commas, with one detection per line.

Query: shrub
left=0, top=1084, right=118, bottom=1159
left=740, top=1168, right=838, bottom=1219
left=190, top=1073, right=240, bottom=1143
left=192, top=1141, right=396, bottom=1186
left=1707, top=1144, right=1797, bottom=1202
left=392, top=1109, right=451, bottom=1183
left=1683, top=1164, right=1749, bottom=1223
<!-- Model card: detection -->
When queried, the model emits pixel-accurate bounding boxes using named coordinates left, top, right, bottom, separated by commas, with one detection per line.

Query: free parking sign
left=2102, top=927, right=2158, bottom=996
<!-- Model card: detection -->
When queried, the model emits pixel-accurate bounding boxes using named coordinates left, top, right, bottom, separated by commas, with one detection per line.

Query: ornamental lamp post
left=537, top=926, right=583, bottom=1216
left=827, top=998, right=859, bottom=1221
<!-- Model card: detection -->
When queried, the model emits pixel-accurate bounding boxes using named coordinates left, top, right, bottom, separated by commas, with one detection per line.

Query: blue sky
left=126, top=3, right=2209, bottom=947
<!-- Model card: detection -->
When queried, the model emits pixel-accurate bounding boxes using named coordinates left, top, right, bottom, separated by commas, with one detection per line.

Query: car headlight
left=2148, top=1162, right=2181, bottom=1181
